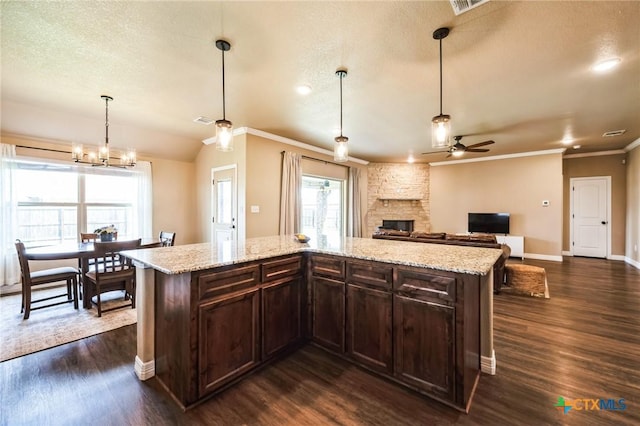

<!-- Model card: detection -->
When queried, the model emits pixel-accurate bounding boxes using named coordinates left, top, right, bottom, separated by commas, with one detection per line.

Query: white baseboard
left=562, top=250, right=572, bottom=256
left=608, top=254, right=625, bottom=261
left=134, top=356, right=155, bottom=381
left=625, top=257, right=640, bottom=270
left=524, top=253, right=563, bottom=262
left=481, top=350, right=496, bottom=375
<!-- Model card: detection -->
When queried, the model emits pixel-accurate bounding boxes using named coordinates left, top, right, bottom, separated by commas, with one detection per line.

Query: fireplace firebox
left=382, top=220, right=414, bottom=232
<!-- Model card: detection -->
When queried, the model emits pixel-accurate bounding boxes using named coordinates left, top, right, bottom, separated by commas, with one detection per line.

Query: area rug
left=503, top=263, right=550, bottom=298
left=0, top=287, right=136, bottom=362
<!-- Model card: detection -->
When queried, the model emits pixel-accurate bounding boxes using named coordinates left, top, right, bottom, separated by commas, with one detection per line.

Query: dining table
left=25, top=238, right=162, bottom=309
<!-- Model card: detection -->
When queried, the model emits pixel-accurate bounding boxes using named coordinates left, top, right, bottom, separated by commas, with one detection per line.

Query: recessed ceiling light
left=296, top=84, right=312, bottom=95
left=407, top=155, right=415, bottom=163
left=592, top=58, right=621, bottom=73
left=573, top=145, right=581, bottom=149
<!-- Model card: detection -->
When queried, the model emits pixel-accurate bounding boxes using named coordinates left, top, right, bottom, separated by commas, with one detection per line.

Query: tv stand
left=495, top=235, right=524, bottom=259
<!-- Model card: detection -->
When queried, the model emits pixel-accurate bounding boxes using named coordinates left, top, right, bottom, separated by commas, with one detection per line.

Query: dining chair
left=15, top=239, right=79, bottom=320
left=159, top=231, right=176, bottom=247
left=84, top=239, right=141, bottom=317
left=80, top=233, right=99, bottom=243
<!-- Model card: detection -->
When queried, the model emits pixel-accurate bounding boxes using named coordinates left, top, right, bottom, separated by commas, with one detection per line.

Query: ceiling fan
left=422, top=135, right=495, bottom=158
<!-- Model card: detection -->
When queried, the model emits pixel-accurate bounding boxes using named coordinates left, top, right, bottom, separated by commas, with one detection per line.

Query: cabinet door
left=312, top=276, right=345, bottom=353
left=393, top=294, right=454, bottom=400
left=262, top=276, right=302, bottom=359
left=346, top=284, right=392, bottom=373
left=198, top=288, right=260, bottom=397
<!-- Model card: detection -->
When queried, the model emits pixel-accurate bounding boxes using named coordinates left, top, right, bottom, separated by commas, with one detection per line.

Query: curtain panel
left=0, top=144, right=20, bottom=286
left=348, top=167, right=362, bottom=237
left=279, top=152, right=301, bottom=235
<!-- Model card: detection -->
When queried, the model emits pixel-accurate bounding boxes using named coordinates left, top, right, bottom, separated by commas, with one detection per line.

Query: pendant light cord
left=439, top=37, right=443, bottom=116
left=221, top=48, right=226, bottom=120
left=339, top=73, right=343, bottom=137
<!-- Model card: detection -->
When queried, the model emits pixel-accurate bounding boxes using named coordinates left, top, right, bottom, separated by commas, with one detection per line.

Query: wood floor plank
left=1, top=256, right=638, bottom=425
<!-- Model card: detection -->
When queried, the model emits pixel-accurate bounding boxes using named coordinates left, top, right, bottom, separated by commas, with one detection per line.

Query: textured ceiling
left=1, top=1, right=639, bottom=163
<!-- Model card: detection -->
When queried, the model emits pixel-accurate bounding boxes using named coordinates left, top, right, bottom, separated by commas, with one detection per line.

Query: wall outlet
left=542, top=200, right=550, bottom=207
left=250, top=205, right=260, bottom=213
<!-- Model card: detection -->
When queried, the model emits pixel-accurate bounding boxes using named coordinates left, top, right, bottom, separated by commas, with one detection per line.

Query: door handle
left=601, top=221, right=608, bottom=225
left=231, top=225, right=236, bottom=229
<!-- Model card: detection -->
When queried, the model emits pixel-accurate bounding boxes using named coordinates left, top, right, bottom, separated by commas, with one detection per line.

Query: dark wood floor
left=1, top=257, right=638, bottom=425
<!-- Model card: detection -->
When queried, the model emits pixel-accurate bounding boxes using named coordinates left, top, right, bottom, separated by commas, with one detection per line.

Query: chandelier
left=72, top=95, right=136, bottom=167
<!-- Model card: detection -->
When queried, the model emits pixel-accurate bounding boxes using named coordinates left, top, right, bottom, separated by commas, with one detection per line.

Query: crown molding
left=625, top=137, right=640, bottom=152
left=429, top=148, right=566, bottom=167
left=203, top=127, right=369, bottom=165
left=563, top=149, right=626, bottom=159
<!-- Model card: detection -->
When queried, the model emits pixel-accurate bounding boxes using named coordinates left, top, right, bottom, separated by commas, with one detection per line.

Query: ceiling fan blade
left=421, top=150, right=449, bottom=155
left=465, top=148, right=490, bottom=153
left=466, top=140, right=495, bottom=149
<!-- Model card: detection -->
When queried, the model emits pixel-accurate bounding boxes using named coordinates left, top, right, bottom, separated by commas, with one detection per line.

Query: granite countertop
left=121, top=235, right=503, bottom=276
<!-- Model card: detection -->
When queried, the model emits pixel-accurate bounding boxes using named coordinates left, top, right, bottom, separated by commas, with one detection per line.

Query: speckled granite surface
left=121, top=235, right=502, bottom=276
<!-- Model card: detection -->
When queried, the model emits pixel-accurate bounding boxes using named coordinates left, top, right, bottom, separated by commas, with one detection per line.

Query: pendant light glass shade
left=431, top=114, right=451, bottom=148
left=333, top=69, right=349, bottom=163
left=334, top=135, right=349, bottom=162
left=215, top=119, right=233, bottom=152
left=431, top=27, right=452, bottom=149
left=215, top=39, right=233, bottom=152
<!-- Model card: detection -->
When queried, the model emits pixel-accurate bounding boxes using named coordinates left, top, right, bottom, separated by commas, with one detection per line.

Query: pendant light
left=71, top=95, right=136, bottom=168
left=215, top=39, right=233, bottom=152
left=334, top=69, right=349, bottom=162
left=431, top=27, right=452, bottom=149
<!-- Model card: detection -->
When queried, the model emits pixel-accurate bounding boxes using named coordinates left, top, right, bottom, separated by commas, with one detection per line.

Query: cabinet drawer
left=310, top=255, right=345, bottom=280
left=261, top=255, right=303, bottom=282
left=346, top=261, right=392, bottom=290
left=394, top=269, right=456, bottom=304
left=198, top=264, right=260, bottom=301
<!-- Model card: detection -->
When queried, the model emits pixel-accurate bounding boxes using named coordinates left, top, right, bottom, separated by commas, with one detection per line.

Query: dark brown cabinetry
left=310, top=255, right=346, bottom=353
left=345, top=261, right=393, bottom=373
left=198, top=287, right=260, bottom=396
left=155, top=254, right=304, bottom=408
left=155, top=251, right=481, bottom=412
left=393, top=294, right=454, bottom=400
left=262, top=256, right=304, bottom=359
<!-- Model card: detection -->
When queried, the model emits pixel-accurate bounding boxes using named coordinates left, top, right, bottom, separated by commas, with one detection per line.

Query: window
left=15, top=159, right=148, bottom=247
left=301, top=175, right=345, bottom=245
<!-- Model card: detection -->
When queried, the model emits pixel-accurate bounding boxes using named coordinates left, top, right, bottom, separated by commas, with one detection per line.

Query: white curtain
left=134, top=160, right=153, bottom=239
left=348, top=167, right=362, bottom=237
left=279, top=152, right=301, bottom=235
left=0, top=144, right=20, bottom=286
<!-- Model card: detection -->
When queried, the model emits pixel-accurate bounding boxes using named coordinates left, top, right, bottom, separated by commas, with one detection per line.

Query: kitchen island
left=121, top=235, right=501, bottom=412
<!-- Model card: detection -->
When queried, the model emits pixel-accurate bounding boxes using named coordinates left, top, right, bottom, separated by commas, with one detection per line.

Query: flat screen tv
left=468, top=213, right=510, bottom=235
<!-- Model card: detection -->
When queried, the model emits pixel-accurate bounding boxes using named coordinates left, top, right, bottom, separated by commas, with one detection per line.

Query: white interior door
left=212, top=166, right=237, bottom=244
left=571, top=177, right=608, bottom=258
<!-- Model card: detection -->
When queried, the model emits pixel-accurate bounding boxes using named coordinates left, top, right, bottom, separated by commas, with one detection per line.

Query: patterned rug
left=0, top=287, right=136, bottom=362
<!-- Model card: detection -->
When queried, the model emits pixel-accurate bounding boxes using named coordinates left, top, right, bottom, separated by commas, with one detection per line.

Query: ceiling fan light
left=215, top=119, right=234, bottom=152
left=452, top=148, right=464, bottom=157
left=432, top=114, right=451, bottom=149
